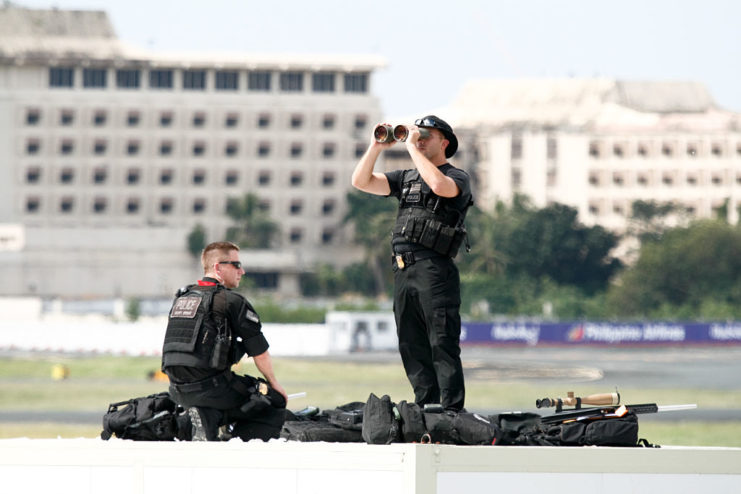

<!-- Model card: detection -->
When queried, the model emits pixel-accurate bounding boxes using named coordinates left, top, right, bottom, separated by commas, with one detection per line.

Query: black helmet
left=415, top=115, right=458, bottom=158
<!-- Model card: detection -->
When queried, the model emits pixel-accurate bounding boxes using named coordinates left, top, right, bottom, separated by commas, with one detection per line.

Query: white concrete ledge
left=1, top=439, right=740, bottom=494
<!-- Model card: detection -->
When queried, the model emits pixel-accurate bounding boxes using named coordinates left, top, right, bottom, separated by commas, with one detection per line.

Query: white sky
left=16, top=0, right=741, bottom=117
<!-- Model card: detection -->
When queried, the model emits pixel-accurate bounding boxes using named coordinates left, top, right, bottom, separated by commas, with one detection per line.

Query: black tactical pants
left=169, top=372, right=286, bottom=441
left=393, top=255, right=465, bottom=411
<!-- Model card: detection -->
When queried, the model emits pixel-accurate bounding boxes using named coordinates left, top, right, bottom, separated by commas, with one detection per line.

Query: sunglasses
left=415, top=117, right=441, bottom=128
left=218, top=261, right=242, bottom=269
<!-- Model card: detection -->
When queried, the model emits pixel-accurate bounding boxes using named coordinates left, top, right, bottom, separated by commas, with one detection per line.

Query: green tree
left=501, top=201, right=621, bottom=295
left=343, top=190, right=397, bottom=296
left=225, top=194, right=279, bottom=249
left=186, top=223, right=207, bottom=259
left=628, top=199, right=688, bottom=244
left=607, top=220, right=741, bottom=319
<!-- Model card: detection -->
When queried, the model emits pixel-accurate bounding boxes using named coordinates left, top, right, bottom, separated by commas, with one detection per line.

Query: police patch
left=170, top=296, right=201, bottom=318
left=245, top=309, right=259, bottom=323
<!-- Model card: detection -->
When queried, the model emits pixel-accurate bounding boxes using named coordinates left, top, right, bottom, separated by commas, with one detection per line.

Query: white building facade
left=447, top=79, right=741, bottom=232
left=0, top=6, right=384, bottom=298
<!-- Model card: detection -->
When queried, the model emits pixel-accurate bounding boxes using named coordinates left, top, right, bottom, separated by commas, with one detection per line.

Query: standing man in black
left=162, top=241, right=288, bottom=440
left=351, top=115, right=472, bottom=411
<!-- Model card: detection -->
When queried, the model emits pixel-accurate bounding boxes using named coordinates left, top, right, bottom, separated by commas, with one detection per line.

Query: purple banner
left=461, top=321, right=741, bottom=346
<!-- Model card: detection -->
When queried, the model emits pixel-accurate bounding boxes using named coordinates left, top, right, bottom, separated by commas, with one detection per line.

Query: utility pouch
left=446, top=227, right=467, bottom=258
left=433, top=225, right=456, bottom=255
left=209, top=333, right=230, bottom=369
left=419, top=220, right=442, bottom=249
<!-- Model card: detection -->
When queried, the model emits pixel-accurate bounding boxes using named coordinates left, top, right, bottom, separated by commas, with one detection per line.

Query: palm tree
left=343, top=191, right=397, bottom=295
left=225, top=194, right=279, bottom=249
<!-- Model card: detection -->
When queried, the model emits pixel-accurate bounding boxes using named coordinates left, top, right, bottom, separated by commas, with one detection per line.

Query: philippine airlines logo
left=567, top=325, right=585, bottom=342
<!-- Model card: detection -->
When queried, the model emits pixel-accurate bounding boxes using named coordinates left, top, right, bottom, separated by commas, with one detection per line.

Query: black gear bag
left=101, top=392, right=188, bottom=441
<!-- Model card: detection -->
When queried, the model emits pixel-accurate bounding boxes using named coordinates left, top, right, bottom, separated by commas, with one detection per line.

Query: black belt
left=169, top=370, right=232, bottom=394
left=392, top=250, right=444, bottom=270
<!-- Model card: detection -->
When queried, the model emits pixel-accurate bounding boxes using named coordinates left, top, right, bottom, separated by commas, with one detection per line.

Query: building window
left=637, top=143, right=650, bottom=157
left=193, top=199, right=206, bottom=214
left=149, top=69, right=174, bottom=89
left=127, top=111, right=140, bottom=126
left=126, top=198, right=140, bottom=214
left=248, top=71, right=271, bottom=91
left=290, top=228, right=303, bottom=244
left=159, top=141, right=173, bottom=156
left=613, top=143, right=625, bottom=158
left=192, top=141, right=206, bottom=156
left=257, top=113, right=271, bottom=128
left=160, top=112, right=173, bottom=127
left=612, top=173, right=624, bottom=186
left=637, top=174, right=648, bottom=186
left=312, top=72, right=336, bottom=92
left=588, top=141, right=601, bottom=158
left=216, top=71, right=238, bottom=90
left=661, top=143, right=674, bottom=157
left=93, top=110, right=107, bottom=126
left=279, top=71, right=304, bottom=92
left=290, top=143, right=303, bottom=158
left=83, top=68, right=107, bottom=88
left=116, top=69, right=141, bottom=88
left=26, top=197, right=40, bottom=213
left=258, top=200, right=271, bottom=212
left=225, top=113, right=239, bottom=127
left=322, top=143, right=336, bottom=158
left=26, top=109, right=40, bottom=125
left=59, top=168, right=75, bottom=184
left=126, top=168, right=141, bottom=185
left=92, top=168, right=107, bottom=184
left=258, top=170, right=271, bottom=186
left=588, top=173, right=599, bottom=186
left=92, top=197, right=107, bottom=213
left=511, top=135, right=523, bottom=159
left=225, top=170, right=239, bottom=186
left=322, top=114, right=336, bottom=129
left=322, top=171, right=336, bottom=186
left=60, top=140, right=74, bottom=155
left=49, top=67, right=74, bottom=87
left=192, top=169, right=206, bottom=185
left=290, top=114, right=303, bottom=129
left=662, top=174, right=674, bottom=185
left=322, top=229, right=335, bottom=244
left=322, top=199, right=335, bottom=215
left=192, top=112, right=206, bottom=127
left=59, top=197, right=75, bottom=213
left=257, top=142, right=271, bottom=157
left=687, top=143, right=698, bottom=157
left=225, top=142, right=238, bottom=157
left=183, top=70, right=206, bottom=90
left=354, top=114, right=367, bottom=130
left=127, top=140, right=140, bottom=156
left=711, top=143, right=724, bottom=157
left=160, top=169, right=174, bottom=185
left=355, top=143, right=366, bottom=158
left=344, top=72, right=368, bottom=93
left=26, top=167, right=41, bottom=184
left=712, top=174, right=723, bottom=185
left=26, top=139, right=40, bottom=155
left=547, top=137, right=558, bottom=159
left=290, top=200, right=303, bottom=215
left=159, top=198, right=174, bottom=214
left=687, top=174, right=698, bottom=185
left=60, top=110, right=74, bottom=126
left=290, top=172, right=303, bottom=186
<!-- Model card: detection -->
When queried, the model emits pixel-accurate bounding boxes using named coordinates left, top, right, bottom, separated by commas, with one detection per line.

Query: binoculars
left=374, top=124, right=430, bottom=143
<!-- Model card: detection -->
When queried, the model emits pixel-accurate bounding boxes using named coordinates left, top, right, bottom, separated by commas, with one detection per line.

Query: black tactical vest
left=392, top=168, right=471, bottom=257
left=161, top=285, right=232, bottom=371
